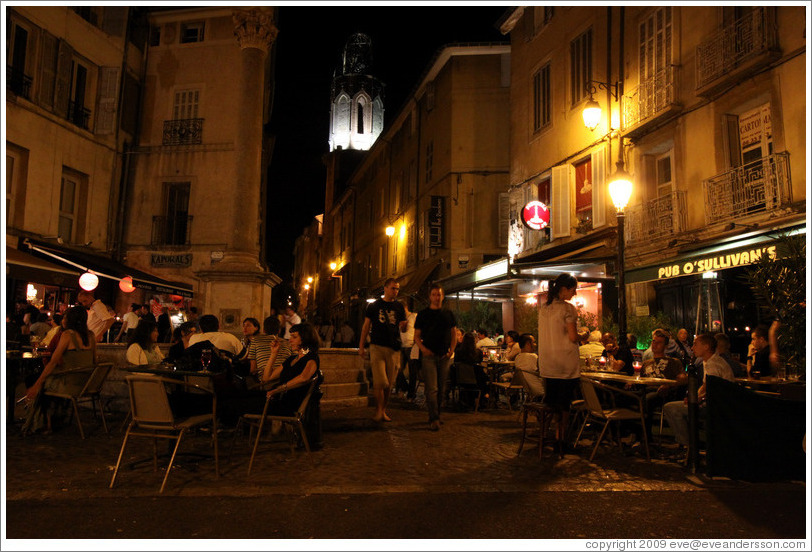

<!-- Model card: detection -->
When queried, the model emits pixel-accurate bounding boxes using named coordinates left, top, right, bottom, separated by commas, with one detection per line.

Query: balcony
left=162, top=118, right=204, bottom=146
left=7, top=67, right=33, bottom=100
left=152, top=215, right=193, bottom=247
left=703, top=152, right=791, bottom=225
left=67, top=101, right=91, bottom=130
left=622, top=65, right=681, bottom=139
left=626, top=190, right=687, bottom=244
left=696, top=7, right=780, bottom=96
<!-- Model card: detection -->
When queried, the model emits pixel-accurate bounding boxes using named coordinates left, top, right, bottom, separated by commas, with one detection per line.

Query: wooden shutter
left=95, top=67, right=119, bottom=134
left=38, top=31, right=58, bottom=110
left=591, top=146, right=607, bottom=228
left=54, top=39, right=73, bottom=119
left=498, top=192, right=510, bottom=248
left=551, top=165, right=571, bottom=239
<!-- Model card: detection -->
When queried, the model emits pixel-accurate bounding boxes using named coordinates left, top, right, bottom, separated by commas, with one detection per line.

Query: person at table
left=247, top=316, right=291, bottom=386
left=167, top=321, right=197, bottom=361
left=662, top=334, right=735, bottom=459
left=115, top=303, right=141, bottom=343
left=453, top=332, right=490, bottom=406
left=41, top=313, right=63, bottom=349
left=21, top=306, right=96, bottom=435
left=746, top=324, right=773, bottom=378
left=714, top=333, right=746, bottom=378
left=627, top=333, right=643, bottom=364
left=514, top=333, right=539, bottom=373
left=414, top=283, right=458, bottom=432
left=600, top=332, right=634, bottom=375
left=538, top=273, right=581, bottom=451
left=189, top=314, right=243, bottom=356
left=503, top=330, right=521, bottom=361
left=475, top=329, right=496, bottom=349
left=126, top=319, right=164, bottom=365
left=77, top=290, right=114, bottom=343
left=29, top=312, right=51, bottom=340
left=668, top=328, right=693, bottom=366
left=233, top=317, right=261, bottom=376
left=579, top=330, right=604, bottom=364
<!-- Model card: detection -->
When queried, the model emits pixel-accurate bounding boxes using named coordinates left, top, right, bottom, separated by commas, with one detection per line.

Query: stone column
left=231, top=8, right=278, bottom=264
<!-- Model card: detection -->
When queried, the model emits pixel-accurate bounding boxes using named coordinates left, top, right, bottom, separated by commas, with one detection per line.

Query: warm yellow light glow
left=79, top=272, right=99, bottom=291
left=399, top=223, right=407, bottom=240
left=307, top=276, right=313, bottom=283
left=525, top=295, right=538, bottom=306
left=385, top=225, right=396, bottom=237
left=329, top=262, right=338, bottom=271
left=582, top=98, right=602, bottom=130
left=608, top=167, right=633, bottom=211
left=304, top=283, right=310, bottom=290
left=26, top=284, right=38, bottom=301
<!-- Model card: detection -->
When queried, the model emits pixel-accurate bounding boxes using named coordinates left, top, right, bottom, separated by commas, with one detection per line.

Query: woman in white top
left=538, top=272, right=581, bottom=451
left=126, top=319, right=164, bottom=365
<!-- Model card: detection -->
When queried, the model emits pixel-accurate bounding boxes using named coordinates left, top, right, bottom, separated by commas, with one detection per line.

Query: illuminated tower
left=328, top=33, right=384, bottom=152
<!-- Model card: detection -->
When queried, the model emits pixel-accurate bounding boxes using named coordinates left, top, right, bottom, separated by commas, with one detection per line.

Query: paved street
left=3, top=395, right=809, bottom=542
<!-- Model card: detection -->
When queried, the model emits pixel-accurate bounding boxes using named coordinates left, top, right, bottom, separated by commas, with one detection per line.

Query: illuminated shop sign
left=656, top=245, right=776, bottom=279
left=521, top=201, right=550, bottom=230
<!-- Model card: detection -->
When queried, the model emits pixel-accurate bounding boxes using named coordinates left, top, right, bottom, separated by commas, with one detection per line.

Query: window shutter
left=54, top=39, right=73, bottom=119
left=95, top=67, right=119, bottom=135
left=38, top=31, right=58, bottom=110
left=498, top=192, right=510, bottom=248
left=551, top=165, right=571, bottom=239
left=592, top=146, right=606, bottom=228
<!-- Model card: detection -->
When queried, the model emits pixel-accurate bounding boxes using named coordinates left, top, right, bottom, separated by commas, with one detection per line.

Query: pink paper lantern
left=119, top=276, right=135, bottom=293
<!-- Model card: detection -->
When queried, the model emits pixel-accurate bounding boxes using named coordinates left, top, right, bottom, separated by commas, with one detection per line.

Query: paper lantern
left=79, top=272, right=99, bottom=291
left=119, top=276, right=135, bottom=293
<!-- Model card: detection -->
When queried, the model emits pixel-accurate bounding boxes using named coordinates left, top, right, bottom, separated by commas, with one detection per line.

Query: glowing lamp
left=582, top=98, right=602, bottom=131
left=329, top=262, right=338, bottom=271
left=307, top=276, right=313, bottom=283
left=608, top=165, right=633, bottom=211
left=385, top=225, right=395, bottom=237
left=304, top=283, right=310, bottom=290
left=79, top=272, right=99, bottom=291
left=119, top=276, right=135, bottom=293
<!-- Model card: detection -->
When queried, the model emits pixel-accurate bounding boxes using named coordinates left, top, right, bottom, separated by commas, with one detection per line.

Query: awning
left=6, top=246, right=82, bottom=287
left=22, top=239, right=194, bottom=297
left=400, top=259, right=442, bottom=296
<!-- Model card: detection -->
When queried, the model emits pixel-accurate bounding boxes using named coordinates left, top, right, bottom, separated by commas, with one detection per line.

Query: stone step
left=321, top=395, right=373, bottom=409
left=322, top=368, right=368, bottom=385
left=322, top=381, right=369, bottom=399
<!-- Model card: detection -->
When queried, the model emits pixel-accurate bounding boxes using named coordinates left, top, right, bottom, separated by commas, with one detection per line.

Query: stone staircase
left=318, top=348, right=373, bottom=409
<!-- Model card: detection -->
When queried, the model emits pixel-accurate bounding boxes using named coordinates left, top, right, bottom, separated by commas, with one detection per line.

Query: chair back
left=453, top=363, right=479, bottom=386
left=79, top=362, right=112, bottom=397
left=127, top=375, right=175, bottom=428
left=517, top=368, right=544, bottom=400
left=579, top=377, right=605, bottom=414
left=295, top=377, right=320, bottom=418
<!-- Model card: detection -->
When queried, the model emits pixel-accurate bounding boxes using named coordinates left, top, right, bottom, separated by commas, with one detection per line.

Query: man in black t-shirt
left=747, top=325, right=772, bottom=378
left=359, top=278, right=407, bottom=422
left=601, top=332, right=635, bottom=376
left=414, top=284, right=457, bottom=431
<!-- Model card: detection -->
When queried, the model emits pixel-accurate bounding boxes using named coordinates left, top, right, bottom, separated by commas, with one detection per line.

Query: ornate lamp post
left=607, top=157, right=633, bottom=347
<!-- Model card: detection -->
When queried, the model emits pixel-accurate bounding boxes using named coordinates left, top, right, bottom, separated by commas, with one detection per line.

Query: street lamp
left=385, top=225, right=395, bottom=237
left=582, top=81, right=619, bottom=131
left=607, top=156, right=632, bottom=349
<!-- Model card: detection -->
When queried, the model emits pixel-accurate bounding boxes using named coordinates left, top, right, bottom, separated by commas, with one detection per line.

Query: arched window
left=357, top=101, right=365, bottom=134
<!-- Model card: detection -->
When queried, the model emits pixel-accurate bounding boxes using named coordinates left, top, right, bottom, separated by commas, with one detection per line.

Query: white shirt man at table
left=475, top=329, right=496, bottom=349
left=188, top=314, right=243, bottom=356
left=77, top=290, right=115, bottom=342
left=513, top=333, right=539, bottom=374
left=662, top=333, right=735, bottom=459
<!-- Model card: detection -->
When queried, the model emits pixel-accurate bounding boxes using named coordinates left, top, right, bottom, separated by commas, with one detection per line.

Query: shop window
left=59, top=168, right=88, bottom=243
left=570, top=28, right=592, bottom=106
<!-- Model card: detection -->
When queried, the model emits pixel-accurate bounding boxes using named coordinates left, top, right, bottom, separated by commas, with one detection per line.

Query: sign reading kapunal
left=151, top=253, right=192, bottom=267
left=521, top=201, right=550, bottom=230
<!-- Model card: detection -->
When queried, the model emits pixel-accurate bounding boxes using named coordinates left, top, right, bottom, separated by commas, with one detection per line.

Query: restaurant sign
left=521, top=201, right=550, bottom=230
left=151, top=253, right=192, bottom=267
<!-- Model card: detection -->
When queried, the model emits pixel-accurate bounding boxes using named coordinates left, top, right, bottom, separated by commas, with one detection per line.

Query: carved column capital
left=233, top=8, right=278, bottom=53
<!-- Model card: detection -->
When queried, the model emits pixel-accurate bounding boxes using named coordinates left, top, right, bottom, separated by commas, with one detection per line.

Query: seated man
left=662, top=333, right=735, bottom=459
left=715, top=333, right=746, bottom=378
left=475, top=329, right=496, bottom=349
left=746, top=324, right=772, bottom=378
left=579, top=330, right=604, bottom=363
left=600, top=332, right=634, bottom=375
left=513, top=333, right=539, bottom=374
left=188, top=314, right=243, bottom=356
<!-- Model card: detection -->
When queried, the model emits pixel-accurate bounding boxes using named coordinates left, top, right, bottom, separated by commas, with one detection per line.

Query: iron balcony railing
left=162, top=118, right=204, bottom=146
left=152, top=215, right=193, bottom=246
left=696, top=7, right=777, bottom=90
left=67, top=100, right=91, bottom=130
left=622, top=65, right=678, bottom=130
left=703, top=152, right=791, bottom=225
left=7, top=66, right=33, bottom=100
left=626, top=190, right=687, bottom=244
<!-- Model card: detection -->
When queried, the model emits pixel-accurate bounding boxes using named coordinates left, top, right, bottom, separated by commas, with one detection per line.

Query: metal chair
left=489, top=368, right=524, bottom=410
left=233, top=376, right=319, bottom=475
left=579, top=376, right=651, bottom=462
left=110, top=375, right=219, bottom=493
left=43, top=362, right=113, bottom=439
left=514, top=368, right=558, bottom=459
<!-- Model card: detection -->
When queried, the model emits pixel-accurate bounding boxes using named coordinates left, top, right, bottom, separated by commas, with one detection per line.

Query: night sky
left=265, top=5, right=509, bottom=281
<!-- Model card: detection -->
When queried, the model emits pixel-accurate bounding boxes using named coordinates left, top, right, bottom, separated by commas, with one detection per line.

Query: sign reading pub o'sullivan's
left=657, top=245, right=777, bottom=279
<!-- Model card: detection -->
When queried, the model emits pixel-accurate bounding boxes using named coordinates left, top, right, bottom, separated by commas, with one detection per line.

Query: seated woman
left=233, top=317, right=260, bottom=377
left=166, top=321, right=197, bottom=362
left=21, top=306, right=96, bottom=435
left=504, top=330, right=521, bottom=361
left=126, top=320, right=164, bottom=365
left=453, top=332, right=490, bottom=405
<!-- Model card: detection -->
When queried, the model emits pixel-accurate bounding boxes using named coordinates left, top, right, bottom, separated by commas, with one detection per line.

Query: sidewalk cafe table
left=581, top=369, right=677, bottom=420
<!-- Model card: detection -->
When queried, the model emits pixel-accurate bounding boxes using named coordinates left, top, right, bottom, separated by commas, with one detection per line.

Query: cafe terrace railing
left=152, top=215, right=193, bottom=246
left=622, top=65, right=678, bottom=131
left=696, top=7, right=778, bottom=91
left=702, top=152, right=791, bottom=225
left=626, top=190, right=687, bottom=244
left=7, top=66, right=33, bottom=100
left=162, top=118, right=204, bottom=146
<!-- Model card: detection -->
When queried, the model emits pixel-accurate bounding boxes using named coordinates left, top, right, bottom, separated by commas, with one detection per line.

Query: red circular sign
left=521, top=201, right=550, bottom=230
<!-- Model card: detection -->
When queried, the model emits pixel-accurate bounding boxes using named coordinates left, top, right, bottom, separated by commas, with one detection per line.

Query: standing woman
left=22, top=306, right=97, bottom=435
left=538, top=273, right=581, bottom=452
left=126, top=319, right=164, bottom=365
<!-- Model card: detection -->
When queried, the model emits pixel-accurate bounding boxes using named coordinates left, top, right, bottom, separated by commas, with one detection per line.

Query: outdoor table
left=581, top=370, right=678, bottom=420
left=734, top=376, right=792, bottom=393
left=485, top=359, right=514, bottom=383
left=5, top=351, right=47, bottom=424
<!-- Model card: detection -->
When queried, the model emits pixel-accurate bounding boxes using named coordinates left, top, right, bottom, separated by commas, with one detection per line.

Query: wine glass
left=30, top=335, right=41, bottom=357
left=633, top=360, right=642, bottom=379
left=200, top=349, right=212, bottom=372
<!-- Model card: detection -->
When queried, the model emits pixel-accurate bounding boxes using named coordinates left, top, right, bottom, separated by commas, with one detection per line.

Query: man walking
left=414, top=284, right=457, bottom=431
left=359, top=278, right=407, bottom=422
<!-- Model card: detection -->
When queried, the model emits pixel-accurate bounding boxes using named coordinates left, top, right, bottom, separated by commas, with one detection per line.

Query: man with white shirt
left=77, top=290, right=114, bottom=342
left=188, top=314, right=243, bottom=356
left=475, top=329, right=496, bottom=349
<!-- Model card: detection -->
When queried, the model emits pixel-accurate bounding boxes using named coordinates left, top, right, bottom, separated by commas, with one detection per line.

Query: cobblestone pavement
left=7, top=393, right=801, bottom=502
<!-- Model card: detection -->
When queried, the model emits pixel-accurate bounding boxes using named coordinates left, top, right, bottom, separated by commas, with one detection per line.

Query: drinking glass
left=30, top=336, right=40, bottom=357
left=633, top=360, right=642, bottom=379
left=200, top=349, right=212, bottom=371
